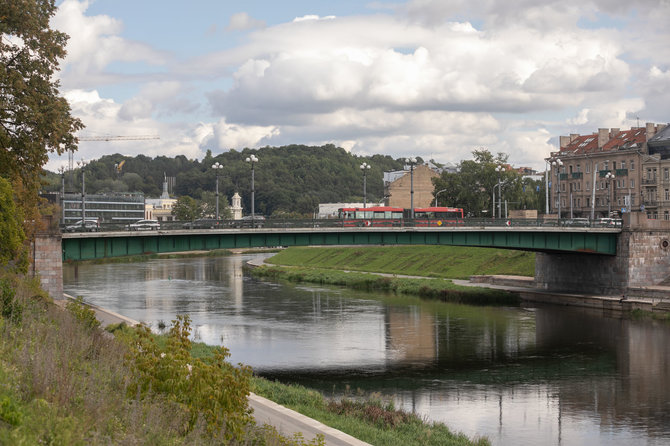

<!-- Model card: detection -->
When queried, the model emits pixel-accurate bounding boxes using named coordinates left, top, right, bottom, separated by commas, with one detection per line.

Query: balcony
left=599, top=170, right=611, bottom=178
left=571, top=172, right=583, bottom=179
left=642, top=178, right=657, bottom=185
left=559, top=173, right=568, bottom=180
left=615, top=169, right=628, bottom=176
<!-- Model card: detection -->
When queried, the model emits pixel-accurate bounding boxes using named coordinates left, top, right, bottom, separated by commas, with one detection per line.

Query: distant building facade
left=384, top=164, right=439, bottom=208
left=62, top=193, right=145, bottom=225
left=145, top=175, right=177, bottom=221
left=548, top=122, right=667, bottom=219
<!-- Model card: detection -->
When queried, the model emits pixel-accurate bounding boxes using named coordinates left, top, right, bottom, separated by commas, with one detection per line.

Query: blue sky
left=48, top=0, right=670, bottom=172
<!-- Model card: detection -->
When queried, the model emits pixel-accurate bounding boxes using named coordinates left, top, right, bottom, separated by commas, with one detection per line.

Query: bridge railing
left=60, top=217, right=622, bottom=233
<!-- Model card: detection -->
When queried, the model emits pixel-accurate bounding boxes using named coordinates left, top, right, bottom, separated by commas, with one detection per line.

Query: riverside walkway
left=60, top=294, right=370, bottom=445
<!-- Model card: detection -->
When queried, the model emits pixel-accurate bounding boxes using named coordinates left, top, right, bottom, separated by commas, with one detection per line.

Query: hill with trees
left=44, top=145, right=408, bottom=216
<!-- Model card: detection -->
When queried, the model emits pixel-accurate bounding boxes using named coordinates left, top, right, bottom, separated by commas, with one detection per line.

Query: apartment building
left=548, top=122, right=667, bottom=219
left=642, top=125, right=670, bottom=220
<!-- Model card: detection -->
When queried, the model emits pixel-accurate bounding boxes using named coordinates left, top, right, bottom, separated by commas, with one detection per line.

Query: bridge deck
left=62, top=226, right=619, bottom=261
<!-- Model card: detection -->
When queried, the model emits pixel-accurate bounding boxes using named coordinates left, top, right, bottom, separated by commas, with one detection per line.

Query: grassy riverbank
left=266, top=246, right=535, bottom=279
left=251, top=265, right=519, bottom=305
left=0, top=273, right=323, bottom=445
left=189, top=343, right=489, bottom=446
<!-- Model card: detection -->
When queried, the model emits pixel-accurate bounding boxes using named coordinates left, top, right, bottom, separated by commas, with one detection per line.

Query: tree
left=171, top=196, right=201, bottom=221
left=432, top=149, right=523, bottom=217
left=0, top=0, right=83, bottom=237
left=0, top=177, right=27, bottom=272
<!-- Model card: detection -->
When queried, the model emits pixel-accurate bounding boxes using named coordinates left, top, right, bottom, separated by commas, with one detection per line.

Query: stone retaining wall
left=33, top=234, right=63, bottom=299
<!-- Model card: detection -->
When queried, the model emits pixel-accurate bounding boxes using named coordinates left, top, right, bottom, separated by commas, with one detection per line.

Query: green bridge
left=62, top=227, right=619, bottom=262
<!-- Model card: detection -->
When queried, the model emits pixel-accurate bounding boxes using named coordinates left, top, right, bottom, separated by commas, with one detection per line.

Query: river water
left=63, top=254, right=670, bottom=446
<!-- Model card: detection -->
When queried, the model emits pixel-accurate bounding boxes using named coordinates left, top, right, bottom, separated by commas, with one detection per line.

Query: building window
left=586, top=163, right=591, bottom=173
left=587, top=182, right=590, bottom=190
left=631, top=179, right=635, bottom=188
left=622, top=179, right=626, bottom=188
left=586, top=197, right=590, bottom=207
left=596, top=197, right=600, bottom=206
left=665, top=189, right=669, bottom=201
left=613, top=161, right=617, bottom=170
left=665, top=211, right=669, bottom=221
left=561, top=183, right=566, bottom=192
left=631, top=160, right=635, bottom=170
left=577, top=198, right=581, bottom=207
left=631, top=196, right=635, bottom=205
left=621, top=161, right=626, bottom=169
left=665, top=168, right=669, bottom=181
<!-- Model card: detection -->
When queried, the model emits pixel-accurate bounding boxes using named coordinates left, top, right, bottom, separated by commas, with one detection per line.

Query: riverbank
left=257, top=246, right=670, bottom=317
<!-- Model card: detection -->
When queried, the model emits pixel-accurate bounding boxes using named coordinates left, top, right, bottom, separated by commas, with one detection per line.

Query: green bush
left=0, top=278, right=23, bottom=324
left=126, top=315, right=253, bottom=440
left=66, top=296, right=101, bottom=330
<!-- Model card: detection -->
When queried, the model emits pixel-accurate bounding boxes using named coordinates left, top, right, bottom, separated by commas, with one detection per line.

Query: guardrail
left=60, top=217, right=623, bottom=233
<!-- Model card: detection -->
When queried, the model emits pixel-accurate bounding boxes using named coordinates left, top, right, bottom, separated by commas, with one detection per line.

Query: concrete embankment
left=461, top=275, right=670, bottom=314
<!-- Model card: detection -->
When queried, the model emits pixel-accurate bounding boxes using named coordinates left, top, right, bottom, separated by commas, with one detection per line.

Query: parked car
left=126, top=219, right=160, bottom=231
left=182, top=218, right=223, bottom=229
left=240, top=215, right=265, bottom=228
left=64, top=219, right=100, bottom=232
left=563, top=218, right=590, bottom=227
left=596, top=218, right=622, bottom=227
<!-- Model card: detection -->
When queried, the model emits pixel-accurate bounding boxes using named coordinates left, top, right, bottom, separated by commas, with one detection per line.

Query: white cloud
left=49, top=0, right=670, bottom=174
left=52, top=0, right=169, bottom=88
left=226, top=12, right=265, bottom=31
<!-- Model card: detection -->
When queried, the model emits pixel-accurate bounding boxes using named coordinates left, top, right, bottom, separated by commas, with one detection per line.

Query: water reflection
left=63, top=255, right=670, bottom=446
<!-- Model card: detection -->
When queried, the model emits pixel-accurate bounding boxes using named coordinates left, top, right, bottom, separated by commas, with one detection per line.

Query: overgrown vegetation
left=250, top=376, right=489, bottom=446
left=251, top=265, right=519, bottom=305
left=0, top=272, right=326, bottom=444
left=266, top=245, right=535, bottom=279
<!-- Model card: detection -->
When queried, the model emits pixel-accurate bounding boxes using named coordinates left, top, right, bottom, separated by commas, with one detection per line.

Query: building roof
left=602, top=128, right=646, bottom=150
left=560, top=127, right=647, bottom=155
left=648, top=124, right=670, bottom=146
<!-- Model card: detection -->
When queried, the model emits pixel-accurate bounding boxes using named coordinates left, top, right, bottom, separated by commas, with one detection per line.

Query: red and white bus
left=338, top=206, right=404, bottom=227
left=411, top=207, right=464, bottom=226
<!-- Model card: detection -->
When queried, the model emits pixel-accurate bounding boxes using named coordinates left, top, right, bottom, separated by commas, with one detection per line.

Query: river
left=63, top=254, right=670, bottom=446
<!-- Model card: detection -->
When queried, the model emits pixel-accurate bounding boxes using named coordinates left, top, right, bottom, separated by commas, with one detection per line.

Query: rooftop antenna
left=636, top=116, right=640, bottom=128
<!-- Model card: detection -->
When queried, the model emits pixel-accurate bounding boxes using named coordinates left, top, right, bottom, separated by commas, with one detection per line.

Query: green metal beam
left=61, top=228, right=618, bottom=262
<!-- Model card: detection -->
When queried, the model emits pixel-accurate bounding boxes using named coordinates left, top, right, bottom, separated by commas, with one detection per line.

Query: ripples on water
left=64, top=255, right=670, bottom=446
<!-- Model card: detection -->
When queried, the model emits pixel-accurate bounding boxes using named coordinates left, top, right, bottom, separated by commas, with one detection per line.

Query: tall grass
left=0, top=271, right=323, bottom=445
left=266, top=245, right=535, bottom=279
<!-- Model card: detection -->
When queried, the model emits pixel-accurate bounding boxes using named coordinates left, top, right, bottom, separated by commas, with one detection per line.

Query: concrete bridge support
left=535, top=214, right=670, bottom=294
left=32, top=233, right=64, bottom=299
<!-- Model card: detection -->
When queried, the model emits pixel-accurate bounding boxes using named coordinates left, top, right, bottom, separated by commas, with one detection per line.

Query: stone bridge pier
left=535, top=213, right=670, bottom=295
left=32, top=233, right=64, bottom=299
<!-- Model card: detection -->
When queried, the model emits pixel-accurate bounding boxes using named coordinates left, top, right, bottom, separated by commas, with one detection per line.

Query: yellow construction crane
left=78, top=135, right=160, bottom=142
left=68, top=134, right=160, bottom=171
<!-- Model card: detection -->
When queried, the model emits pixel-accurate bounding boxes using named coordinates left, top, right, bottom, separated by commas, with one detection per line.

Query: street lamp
left=360, top=162, right=371, bottom=208
left=605, top=171, right=615, bottom=217
left=76, top=159, right=88, bottom=228
left=405, top=157, right=416, bottom=219
left=495, top=165, right=506, bottom=219
left=435, top=188, right=447, bottom=207
left=245, top=154, right=258, bottom=223
left=58, top=165, right=66, bottom=223
left=212, top=161, right=224, bottom=220
left=552, top=159, right=563, bottom=219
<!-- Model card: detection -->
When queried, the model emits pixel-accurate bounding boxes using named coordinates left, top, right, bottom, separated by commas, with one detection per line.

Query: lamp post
left=405, top=157, right=416, bottom=219
left=435, top=188, right=447, bottom=207
left=360, top=162, right=371, bottom=208
left=495, top=165, right=506, bottom=219
left=58, top=165, right=66, bottom=224
left=76, top=159, right=88, bottom=228
left=552, top=159, right=563, bottom=219
left=245, top=154, right=258, bottom=223
left=605, top=171, right=615, bottom=217
left=212, top=161, right=224, bottom=220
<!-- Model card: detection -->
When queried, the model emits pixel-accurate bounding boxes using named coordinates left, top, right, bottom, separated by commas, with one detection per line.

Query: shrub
left=65, top=297, right=101, bottom=330
left=126, top=315, right=253, bottom=440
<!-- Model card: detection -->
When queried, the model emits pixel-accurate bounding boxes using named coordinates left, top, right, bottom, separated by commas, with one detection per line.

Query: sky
left=46, top=0, right=670, bottom=172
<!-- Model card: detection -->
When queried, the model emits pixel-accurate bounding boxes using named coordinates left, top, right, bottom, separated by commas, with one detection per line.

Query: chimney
left=646, top=122, right=656, bottom=140
left=598, top=128, right=609, bottom=148
left=559, top=135, right=571, bottom=148
left=610, top=128, right=620, bottom=138
left=570, top=133, right=579, bottom=142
